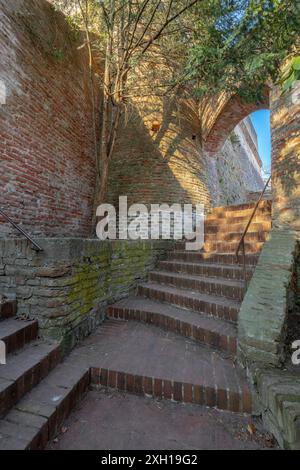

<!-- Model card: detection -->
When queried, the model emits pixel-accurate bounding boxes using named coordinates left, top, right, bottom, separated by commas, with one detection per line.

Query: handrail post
left=241, top=239, right=247, bottom=289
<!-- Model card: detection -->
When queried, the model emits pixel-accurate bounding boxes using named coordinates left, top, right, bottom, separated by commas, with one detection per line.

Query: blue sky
left=250, top=110, right=271, bottom=175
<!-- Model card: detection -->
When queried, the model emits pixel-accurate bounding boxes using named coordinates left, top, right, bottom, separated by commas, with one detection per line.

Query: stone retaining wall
left=0, top=238, right=173, bottom=353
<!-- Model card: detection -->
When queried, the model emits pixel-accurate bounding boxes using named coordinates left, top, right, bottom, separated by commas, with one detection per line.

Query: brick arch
left=202, top=92, right=270, bottom=156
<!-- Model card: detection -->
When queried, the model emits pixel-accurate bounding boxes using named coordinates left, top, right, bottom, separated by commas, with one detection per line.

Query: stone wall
left=0, top=0, right=100, bottom=238
left=206, top=119, right=264, bottom=206
left=0, top=238, right=172, bottom=353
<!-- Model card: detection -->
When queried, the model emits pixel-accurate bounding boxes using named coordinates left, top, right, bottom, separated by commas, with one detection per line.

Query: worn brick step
left=168, top=251, right=260, bottom=267
left=205, top=220, right=271, bottom=234
left=202, top=240, right=264, bottom=254
left=204, top=231, right=269, bottom=243
left=157, top=260, right=254, bottom=281
left=207, top=200, right=271, bottom=219
left=107, top=296, right=237, bottom=354
left=204, top=212, right=272, bottom=230
left=137, top=282, right=240, bottom=322
left=0, top=362, right=89, bottom=450
left=90, top=320, right=251, bottom=413
left=0, top=340, right=61, bottom=418
left=205, top=214, right=271, bottom=228
left=0, top=299, right=17, bottom=320
left=0, top=319, right=38, bottom=355
left=174, top=232, right=269, bottom=251
left=149, top=270, right=245, bottom=301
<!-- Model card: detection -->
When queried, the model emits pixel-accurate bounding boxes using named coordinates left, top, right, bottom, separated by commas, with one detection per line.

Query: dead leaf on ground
left=247, top=423, right=257, bottom=435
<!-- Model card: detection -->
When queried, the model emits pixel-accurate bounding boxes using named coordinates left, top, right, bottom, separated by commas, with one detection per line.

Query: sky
left=250, top=110, right=271, bottom=176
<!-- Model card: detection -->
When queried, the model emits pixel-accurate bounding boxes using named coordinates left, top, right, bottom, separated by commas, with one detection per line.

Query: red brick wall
left=271, top=83, right=300, bottom=231
left=0, top=0, right=100, bottom=238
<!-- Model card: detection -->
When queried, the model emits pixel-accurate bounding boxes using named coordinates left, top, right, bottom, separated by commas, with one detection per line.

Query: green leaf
left=282, top=71, right=296, bottom=92
left=292, top=56, right=300, bottom=71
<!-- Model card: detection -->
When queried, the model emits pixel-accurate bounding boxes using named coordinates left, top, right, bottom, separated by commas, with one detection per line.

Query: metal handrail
left=0, top=208, right=43, bottom=252
left=235, top=175, right=272, bottom=285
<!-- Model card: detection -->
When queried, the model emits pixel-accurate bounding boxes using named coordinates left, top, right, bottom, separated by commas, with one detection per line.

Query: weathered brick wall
left=0, top=0, right=269, bottom=239
left=0, top=238, right=172, bottom=352
left=271, top=83, right=300, bottom=231
left=108, top=91, right=211, bottom=208
left=0, top=0, right=100, bottom=238
left=108, top=89, right=266, bottom=210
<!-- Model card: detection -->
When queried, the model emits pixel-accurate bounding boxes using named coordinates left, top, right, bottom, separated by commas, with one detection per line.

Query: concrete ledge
left=238, top=229, right=299, bottom=368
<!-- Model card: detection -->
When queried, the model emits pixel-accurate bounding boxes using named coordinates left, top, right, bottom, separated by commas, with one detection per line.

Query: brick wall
left=0, top=0, right=100, bottom=238
left=108, top=91, right=211, bottom=208
left=0, top=238, right=172, bottom=352
left=108, top=85, right=266, bottom=211
left=0, top=0, right=269, bottom=241
left=271, top=82, right=300, bottom=231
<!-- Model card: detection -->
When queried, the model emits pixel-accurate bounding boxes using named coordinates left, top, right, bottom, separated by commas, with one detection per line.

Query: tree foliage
left=54, top=0, right=200, bottom=204
left=186, top=0, right=300, bottom=102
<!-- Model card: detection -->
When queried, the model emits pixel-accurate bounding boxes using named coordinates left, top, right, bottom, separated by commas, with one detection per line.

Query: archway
left=202, top=92, right=269, bottom=156
left=201, top=91, right=270, bottom=206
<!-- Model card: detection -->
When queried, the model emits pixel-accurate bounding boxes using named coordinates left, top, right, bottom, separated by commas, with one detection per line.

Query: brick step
left=149, top=270, right=245, bottom=301
left=0, top=340, right=61, bottom=418
left=202, top=240, right=264, bottom=254
left=90, top=320, right=251, bottom=413
left=204, top=231, right=269, bottom=243
left=0, top=319, right=38, bottom=355
left=107, top=297, right=237, bottom=354
left=205, top=220, right=271, bottom=234
left=137, top=282, right=240, bottom=322
left=0, top=361, right=89, bottom=450
left=168, top=251, right=259, bottom=266
left=207, top=200, right=271, bottom=219
left=174, top=232, right=269, bottom=250
left=205, top=214, right=271, bottom=228
left=157, top=260, right=254, bottom=281
left=0, top=299, right=17, bottom=320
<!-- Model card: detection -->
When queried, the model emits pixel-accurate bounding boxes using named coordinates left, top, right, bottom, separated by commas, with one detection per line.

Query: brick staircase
left=105, top=200, right=272, bottom=412
left=0, top=200, right=272, bottom=449
left=0, top=298, right=62, bottom=449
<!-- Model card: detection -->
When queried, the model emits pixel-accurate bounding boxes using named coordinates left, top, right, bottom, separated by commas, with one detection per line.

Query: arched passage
left=202, top=92, right=270, bottom=156
left=200, top=91, right=270, bottom=206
